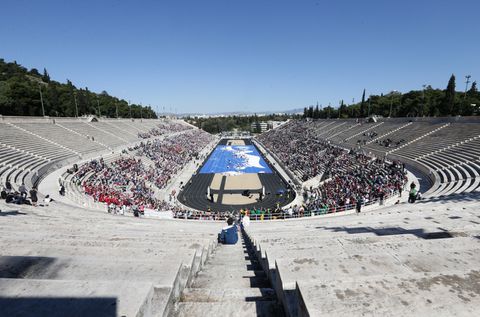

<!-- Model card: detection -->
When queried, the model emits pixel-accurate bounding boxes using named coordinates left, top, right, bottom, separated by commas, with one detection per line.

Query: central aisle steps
left=172, top=231, right=284, bottom=316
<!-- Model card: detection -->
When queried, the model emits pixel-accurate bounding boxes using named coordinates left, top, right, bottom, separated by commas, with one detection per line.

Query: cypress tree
left=360, top=89, right=366, bottom=117
left=443, top=74, right=456, bottom=115
left=314, top=105, right=320, bottom=119
left=468, top=81, right=477, bottom=94
left=307, top=106, right=314, bottom=118
left=42, top=68, right=50, bottom=83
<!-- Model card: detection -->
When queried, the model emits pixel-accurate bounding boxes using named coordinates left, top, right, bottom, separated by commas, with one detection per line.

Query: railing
left=171, top=191, right=402, bottom=221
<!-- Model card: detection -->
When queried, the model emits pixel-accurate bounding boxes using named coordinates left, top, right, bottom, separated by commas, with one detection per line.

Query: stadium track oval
left=177, top=139, right=295, bottom=212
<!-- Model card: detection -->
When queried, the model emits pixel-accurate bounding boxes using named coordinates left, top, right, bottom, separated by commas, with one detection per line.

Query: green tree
left=442, top=74, right=456, bottom=115
left=313, top=105, right=320, bottom=119
left=307, top=106, right=314, bottom=118
left=468, top=81, right=477, bottom=94
left=360, top=89, right=366, bottom=118
left=0, top=58, right=157, bottom=118
left=42, top=68, right=50, bottom=83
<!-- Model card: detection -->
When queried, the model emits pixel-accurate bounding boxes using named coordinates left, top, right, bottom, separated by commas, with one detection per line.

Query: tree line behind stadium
left=1, top=58, right=478, bottom=130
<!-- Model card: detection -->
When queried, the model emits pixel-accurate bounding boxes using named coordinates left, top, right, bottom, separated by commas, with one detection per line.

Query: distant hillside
left=0, top=58, right=156, bottom=118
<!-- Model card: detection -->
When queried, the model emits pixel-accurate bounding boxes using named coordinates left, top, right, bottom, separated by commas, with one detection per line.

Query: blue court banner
left=200, top=145, right=272, bottom=174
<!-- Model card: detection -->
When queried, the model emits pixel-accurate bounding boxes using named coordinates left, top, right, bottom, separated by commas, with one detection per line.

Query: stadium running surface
left=178, top=139, right=294, bottom=212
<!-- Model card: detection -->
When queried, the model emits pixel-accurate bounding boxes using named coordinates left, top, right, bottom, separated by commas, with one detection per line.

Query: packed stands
left=75, top=129, right=214, bottom=212
left=0, top=116, right=188, bottom=197
left=257, top=117, right=480, bottom=199
left=1, top=116, right=479, bottom=219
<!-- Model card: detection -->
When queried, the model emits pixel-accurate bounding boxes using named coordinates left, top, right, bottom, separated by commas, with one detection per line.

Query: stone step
left=180, top=287, right=276, bottom=302
left=0, top=277, right=154, bottom=317
left=0, top=243, right=198, bottom=260
left=173, top=301, right=283, bottom=317
left=200, top=262, right=262, bottom=272
left=0, top=235, right=208, bottom=253
left=0, top=255, right=186, bottom=284
left=192, top=271, right=270, bottom=289
left=195, top=269, right=266, bottom=279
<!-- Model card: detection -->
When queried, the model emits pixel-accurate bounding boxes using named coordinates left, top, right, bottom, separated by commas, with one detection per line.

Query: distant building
left=251, top=121, right=286, bottom=133
left=251, top=121, right=269, bottom=133
left=267, top=120, right=285, bottom=129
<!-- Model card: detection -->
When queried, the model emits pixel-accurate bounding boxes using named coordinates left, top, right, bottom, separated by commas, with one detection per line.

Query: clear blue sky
left=1, top=0, right=478, bottom=114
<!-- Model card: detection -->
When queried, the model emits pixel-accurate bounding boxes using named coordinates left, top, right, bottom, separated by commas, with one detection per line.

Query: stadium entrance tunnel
left=177, top=139, right=295, bottom=214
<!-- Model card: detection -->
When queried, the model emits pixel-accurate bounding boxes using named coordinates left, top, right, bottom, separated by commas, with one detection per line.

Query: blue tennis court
left=200, top=145, right=272, bottom=174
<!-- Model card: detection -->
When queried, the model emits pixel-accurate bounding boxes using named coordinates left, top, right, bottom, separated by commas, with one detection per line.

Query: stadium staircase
left=365, top=121, right=413, bottom=145
left=124, top=121, right=145, bottom=132
left=172, top=230, right=284, bottom=316
left=55, top=122, right=112, bottom=150
left=7, top=122, right=81, bottom=157
left=386, top=123, right=450, bottom=154
left=103, top=121, right=139, bottom=141
left=417, top=135, right=480, bottom=161
left=316, top=121, right=345, bottom=138
left=326, top=122, right=360, bottom=140
left=344, top=122, right=384, bottom=142
left=85, top=122, right=130, bottom=143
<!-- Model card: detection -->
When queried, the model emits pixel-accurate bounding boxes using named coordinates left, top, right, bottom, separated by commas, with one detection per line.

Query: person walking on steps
left=408, top=182, right=417, bottom=203
left=29, top=187, right=38, bottom=207
left=356, top=197, right=363, bottom=215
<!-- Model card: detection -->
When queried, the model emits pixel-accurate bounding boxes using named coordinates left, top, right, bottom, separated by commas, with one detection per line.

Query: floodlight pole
left=389, top=91, right=397, bottom=118
left=74, top=92, right=79, bottom=118
left=422, top=84, right=426, bottom=116
left=464, top=75, right=471, bottom=100
left=97, top=98, right=101, bottom=117
left=38, top=83, right=45, bottom=117
left=367, top=98, right=371, bottom=117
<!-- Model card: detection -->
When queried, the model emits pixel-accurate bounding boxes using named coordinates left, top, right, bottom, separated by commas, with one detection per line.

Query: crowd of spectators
left=258, top=119, right=408, bottom=214
left=131, top=130, right=213, bottom=188
left=1, top=180, right=44, bottom=207
left=173, top=209, right=235, bottom=220
left=355, top=131, right=378, bottom=145
left=81, top=157, right=161, bottom=209
left=258, top=120, right=343, bottom=181
left=304, top=156, right=407, bottom=212
left=137, top=121, right=192, bottom=139
left=78, top=128, right=214, bottom=214
left=72, top=119, right=410, bottom=221
left=375, top=137, right=406, bottom=148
